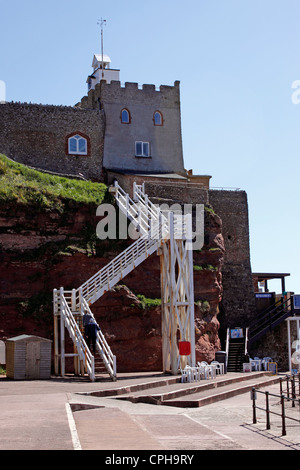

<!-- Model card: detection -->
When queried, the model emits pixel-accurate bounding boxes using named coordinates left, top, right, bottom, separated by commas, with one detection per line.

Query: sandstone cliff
left=0, top=156, right=225, bottom=372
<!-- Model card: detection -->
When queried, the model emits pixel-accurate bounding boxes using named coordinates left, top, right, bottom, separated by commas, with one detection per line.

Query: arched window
left=153, top=111, right=163, bottom=126
left=121, top=108, right=131, bottom=124
left=66, top=132, right=89, bottom=156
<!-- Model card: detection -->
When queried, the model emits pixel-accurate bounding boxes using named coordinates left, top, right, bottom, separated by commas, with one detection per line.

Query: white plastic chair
left=250, top=358, right=260, bottom=371
left=262, top=357, right=272, bottom=371
left=197, top=362, right=213, bottom=379
left=181, top=368, right=190, bottom=383
left=211, top=360, right=223, bottom=375
left=187, top=366, right=198, bottom=382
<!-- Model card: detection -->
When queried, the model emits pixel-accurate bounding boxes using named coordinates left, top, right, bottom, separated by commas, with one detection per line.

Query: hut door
left=26, top=342, right=40, bottom=379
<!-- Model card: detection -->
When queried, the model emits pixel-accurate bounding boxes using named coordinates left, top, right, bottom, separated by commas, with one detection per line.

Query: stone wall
left=0, top=102, right=105, bottom=181
left=250, top=323, right=290, bottom=370
left=209, top=190, right=257, bottom=343
left=145, top=181, right=209, bottom=205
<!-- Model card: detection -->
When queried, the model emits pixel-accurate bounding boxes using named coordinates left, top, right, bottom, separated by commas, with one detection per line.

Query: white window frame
left=68, top=134, right=88, bottom=155
left=135, top=141, right=150, bottom=157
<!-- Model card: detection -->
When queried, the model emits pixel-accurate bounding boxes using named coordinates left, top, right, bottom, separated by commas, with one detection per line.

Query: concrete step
left=111, top=372, right=282, bottom=408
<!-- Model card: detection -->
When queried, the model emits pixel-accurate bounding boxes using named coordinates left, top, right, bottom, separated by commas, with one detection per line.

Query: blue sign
left=294, top=295, right=300, bottom=309
left=231, top=328, right=243, bottom=339
left=255, top=293, right=272, bottom=298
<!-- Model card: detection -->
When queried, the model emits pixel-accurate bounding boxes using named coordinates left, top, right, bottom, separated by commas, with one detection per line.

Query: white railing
left=80, top=298, right=117, bottom=379
left=75, top=230, right=162, bottom=306
left=58, top=288, right=95, bottom=381
left=133, top=182, right=191, bottom=241
left=244, top=327, right=249, bottom=357
left=111, top=183, right=152, bottom=236
left=133, top=182, right=169, bottom=236
left=225, top=328, right=230, bottom=369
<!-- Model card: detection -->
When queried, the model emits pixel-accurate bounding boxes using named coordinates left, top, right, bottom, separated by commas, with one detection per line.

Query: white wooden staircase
left=53, top=182, right=173, bottom=381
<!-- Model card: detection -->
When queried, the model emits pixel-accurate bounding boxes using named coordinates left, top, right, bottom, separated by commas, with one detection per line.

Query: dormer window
left=153, top=111, right=163, bottom=126
left=121, top=108, right=131, bottom=124
left=66, top=132, right=90, bottom=156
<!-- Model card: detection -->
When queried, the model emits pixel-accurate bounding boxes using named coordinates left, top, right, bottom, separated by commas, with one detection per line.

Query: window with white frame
left=68, top=134, right=88, bottom=155
left=135, top=141, right=150, bottom=157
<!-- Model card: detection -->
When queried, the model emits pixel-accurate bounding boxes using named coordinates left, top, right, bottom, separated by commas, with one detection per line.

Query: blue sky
left=1, top=0, right=299, bottom=293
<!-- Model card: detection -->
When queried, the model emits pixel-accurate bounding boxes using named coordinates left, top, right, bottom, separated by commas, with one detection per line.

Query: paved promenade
left=0, top=371, right=299, bottom=452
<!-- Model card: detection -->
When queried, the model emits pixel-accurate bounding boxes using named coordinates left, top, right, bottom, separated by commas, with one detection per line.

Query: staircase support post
left=160, top=212, right=196, bottom=375
left=60, top=287, right=65, bottom=377
left=53, top=288, right=60, bottom=376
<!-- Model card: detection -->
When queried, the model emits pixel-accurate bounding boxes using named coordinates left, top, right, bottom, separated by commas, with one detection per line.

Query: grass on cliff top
left=0, top=154, right=108, bottom=211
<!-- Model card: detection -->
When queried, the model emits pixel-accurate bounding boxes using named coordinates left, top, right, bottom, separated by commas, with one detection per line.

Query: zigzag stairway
left=53, top=182, right=193, bottom=381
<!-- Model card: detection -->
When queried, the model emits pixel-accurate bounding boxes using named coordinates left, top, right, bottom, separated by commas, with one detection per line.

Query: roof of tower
left=92, top=54, right=111, bottom=67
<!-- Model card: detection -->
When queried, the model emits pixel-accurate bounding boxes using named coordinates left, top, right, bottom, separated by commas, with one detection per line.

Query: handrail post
left=133, top=181, right=137, bottom=201
left=252, top=388, right=257, bottom=424
left=79, top=287, right=83, bottom=315
left=71, top=288, right=76, bottom=312
left=265, top=391, right=270, bottom=429
left=113, top=355, right=117, bottom=380
left=225, top=328, right=230, bottom=368
left=292, top=374, right=296, bottom=407
left=281, top=394, right=286, bottom=436
left=53, top=288, right=59, bottom=375
left=60, top=287, right=65, bottom=377
left=244, top=327, right=249, bottom=356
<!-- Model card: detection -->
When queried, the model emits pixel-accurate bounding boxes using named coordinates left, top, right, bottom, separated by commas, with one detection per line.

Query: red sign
left=179, top=341, right=191, bottom=356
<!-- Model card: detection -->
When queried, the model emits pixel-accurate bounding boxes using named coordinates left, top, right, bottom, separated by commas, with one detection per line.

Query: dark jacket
left=86, top=321, right=100, bottom=339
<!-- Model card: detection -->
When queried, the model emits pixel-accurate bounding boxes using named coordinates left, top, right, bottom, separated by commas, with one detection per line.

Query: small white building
left=87, top=54, right=120, bottom=91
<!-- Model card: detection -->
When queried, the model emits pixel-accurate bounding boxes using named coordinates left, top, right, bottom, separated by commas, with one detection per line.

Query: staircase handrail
left=225, top=328, right=230, bottom=367
left=112, top=182, right=154, bottom=237
left=59, top=289, right=95, bottom=381
left=244, top=327, right=249, bottom=356
left=75, top=223, right=163, bottom=306
left=132, top=182, right=169, bottom=236
left=249, top=295, right=293, bottom=342
left=80, top=297, right=117, bottom=379
left=250, top=297, right=284, bottom=321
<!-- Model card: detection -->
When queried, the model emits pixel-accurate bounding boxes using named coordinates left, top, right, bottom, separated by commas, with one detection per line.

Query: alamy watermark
left=95, top=202, right=204, bottom=251
left=0, top=80, right=6, bottom=104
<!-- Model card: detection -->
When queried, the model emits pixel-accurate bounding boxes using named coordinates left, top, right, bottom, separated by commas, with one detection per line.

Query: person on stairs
left=83, top=312, right=92, bottom=336
left=86, top=318, right=100, bottom=354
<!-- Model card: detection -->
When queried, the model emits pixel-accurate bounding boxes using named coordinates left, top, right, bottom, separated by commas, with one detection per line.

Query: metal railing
left=251, top=373, right=300, bottom=436
left=248, top=296, right=293, bottom=344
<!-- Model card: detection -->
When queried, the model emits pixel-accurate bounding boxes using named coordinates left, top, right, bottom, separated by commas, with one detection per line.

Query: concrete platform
left=0, top=371, right=299, bottom=451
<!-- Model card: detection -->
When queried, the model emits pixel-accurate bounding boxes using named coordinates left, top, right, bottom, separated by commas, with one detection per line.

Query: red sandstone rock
left=0, top=203, right=225, bottom=372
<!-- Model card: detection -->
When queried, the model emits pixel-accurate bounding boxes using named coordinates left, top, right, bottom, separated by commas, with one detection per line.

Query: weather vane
left=97, top=18, right=107, bottom=78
